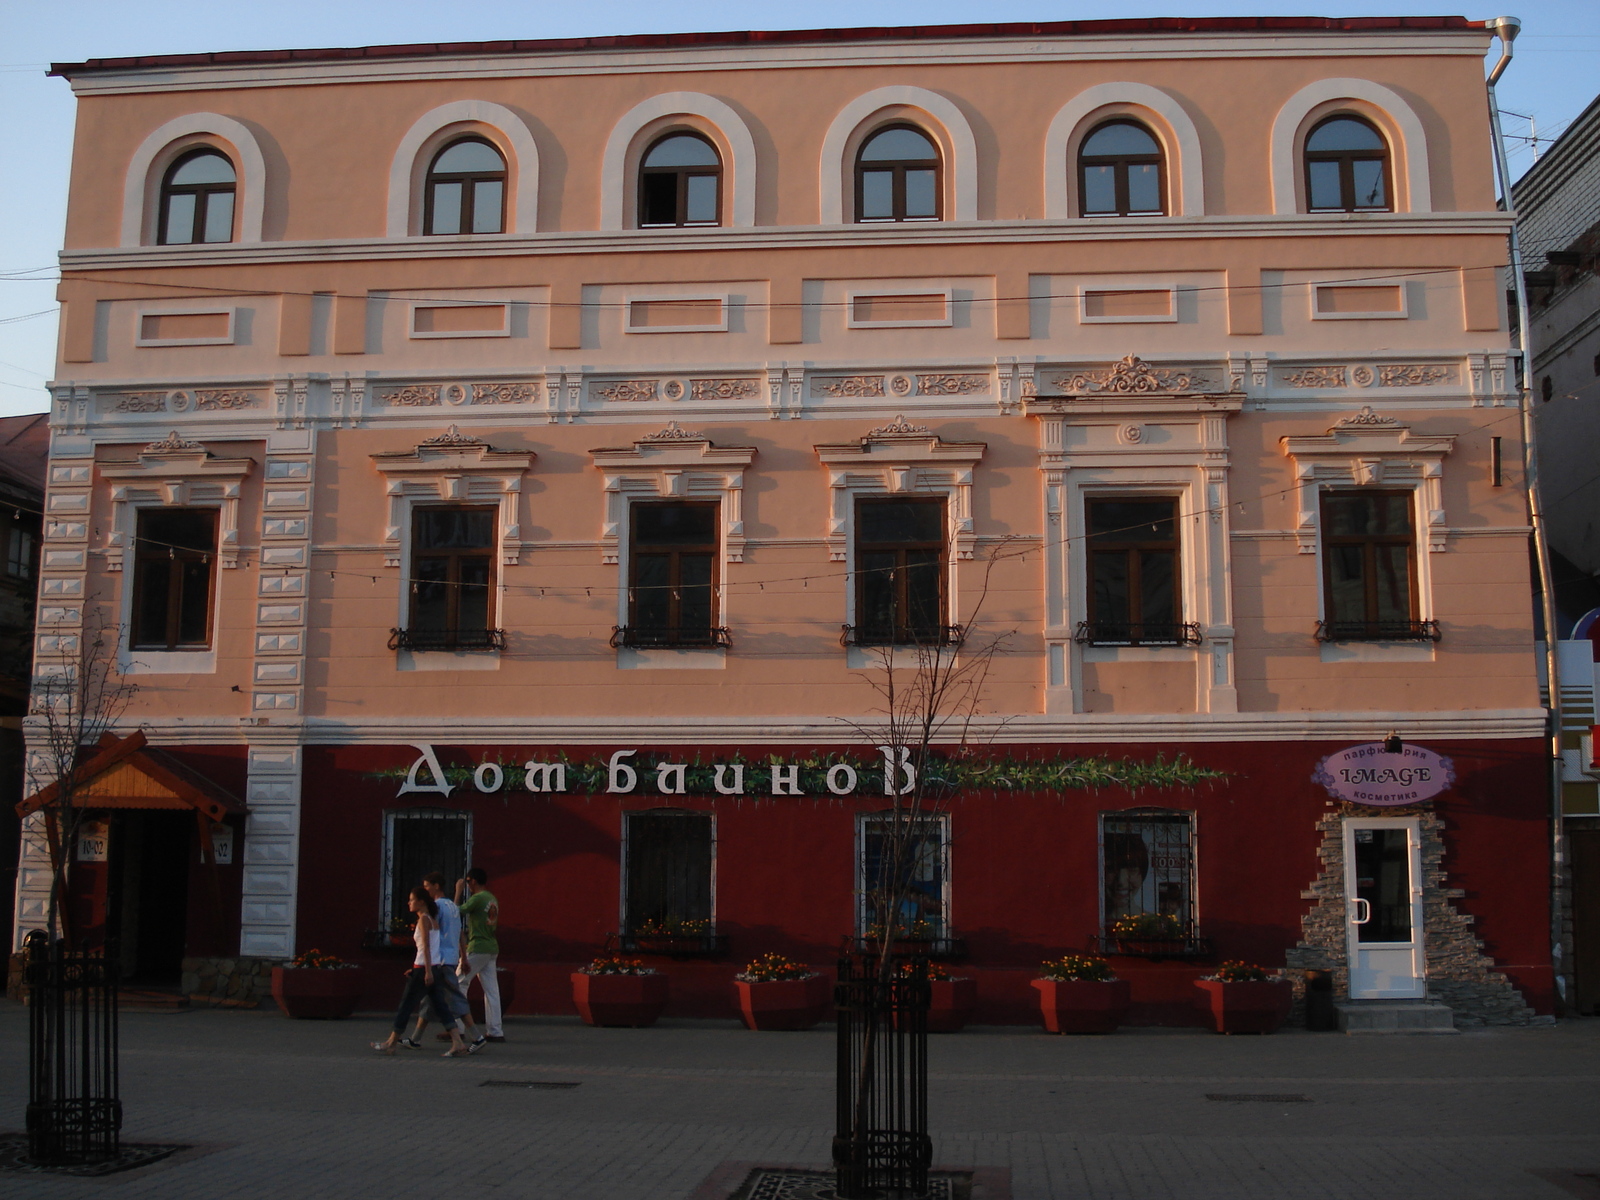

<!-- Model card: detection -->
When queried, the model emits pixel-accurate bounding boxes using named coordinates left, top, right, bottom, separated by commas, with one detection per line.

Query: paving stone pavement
left=2, top=1003, right=1599, bottom=1199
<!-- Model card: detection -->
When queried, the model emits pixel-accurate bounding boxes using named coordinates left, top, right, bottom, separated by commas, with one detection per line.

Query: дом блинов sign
left=1312, top=743, right=1455, bottom=806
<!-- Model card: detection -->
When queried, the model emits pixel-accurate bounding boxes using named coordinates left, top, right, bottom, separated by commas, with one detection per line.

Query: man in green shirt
left=454, top=868, right=503, bottom=1041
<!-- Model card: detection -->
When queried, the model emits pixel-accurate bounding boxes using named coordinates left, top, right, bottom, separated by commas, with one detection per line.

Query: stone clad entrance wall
left=1286, top=809, right=1543, bottom=1026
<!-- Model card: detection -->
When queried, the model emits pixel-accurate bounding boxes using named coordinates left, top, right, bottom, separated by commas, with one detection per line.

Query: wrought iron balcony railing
left=388, top=627, right=506, bottom=652
left=1074, top=621, right=1202, bottom=647
left=1315, top=619, right=1441, bottom=643
left=610, top=625, right=732, bottom=649
left=840, top=624, right=965, bottom=649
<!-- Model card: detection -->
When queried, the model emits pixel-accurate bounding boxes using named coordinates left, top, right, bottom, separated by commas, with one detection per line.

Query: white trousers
left=456, top=953, right=502, bottom=1037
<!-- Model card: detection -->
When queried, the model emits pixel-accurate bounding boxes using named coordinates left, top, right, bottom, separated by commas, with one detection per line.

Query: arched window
left=1078, top=121, right=1164, bottom=216
left=638, top=133, right=722, bottom=228
left=1304, top=116, right=1391, bottom=212
left=158, top=149, right=236, bottom=245
left=424, top=138, right=507, bottom=235
left=855, top=125, right=940, bottom=223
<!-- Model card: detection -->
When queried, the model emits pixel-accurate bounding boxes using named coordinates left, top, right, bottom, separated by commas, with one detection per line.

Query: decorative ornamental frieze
left=594, top=380, right=657, bottom=403
left=1351, top=366, right=1376, bottom=387
left=472, top=383, right=535, bottom=405
left=640, top=421, right=706, bottom=442
left=1378, top=365, right=1451, bottom=387
left=418, top=425, right=486, bottom=449
left=814, top=376, right=886, bottom=398
left=916, top=374, right=988, bottom=396
left=196, top=389, right=259, bottom=410
left=691, top=378, right=760, bottom=401
left=1282, top=367, right=1347, bottom=389
left=143, top=430, right=205, bottom=453
left=1055, top=355, right=1208, bottom=394
left=380, top=385, right=442, bottom=407
left=866, top=416, right=933, bottom=438
left=1336, top=406, right=1401, bottom=428
left=112, top=393, right=166, bottom=413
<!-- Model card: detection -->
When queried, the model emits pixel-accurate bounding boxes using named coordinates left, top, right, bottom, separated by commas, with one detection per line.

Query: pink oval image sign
left=1312, top=743, right=1455, bottom=806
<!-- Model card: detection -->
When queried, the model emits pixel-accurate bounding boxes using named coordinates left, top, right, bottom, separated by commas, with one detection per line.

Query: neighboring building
left=0, top=413, right=46, bottom=953
left=1514, top=93, right=1600, bottom=1013
left=14, top=16, right=1554, bottom=1024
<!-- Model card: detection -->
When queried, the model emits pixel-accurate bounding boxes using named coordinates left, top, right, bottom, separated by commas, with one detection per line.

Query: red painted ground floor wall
left=273, top=737, right=1553, bottom=1024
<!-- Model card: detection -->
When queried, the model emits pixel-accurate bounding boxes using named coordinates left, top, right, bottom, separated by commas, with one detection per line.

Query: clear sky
left=1, top=0, right=1596, bottom=417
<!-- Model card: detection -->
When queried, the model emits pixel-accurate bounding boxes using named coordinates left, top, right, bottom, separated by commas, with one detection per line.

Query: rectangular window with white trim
left=851, top=496, right=950, bottom=646
left=1317, top=490, right=1434, bottom=642
left=618, top=501, right=724, bottom=648
left=1080, top=497, right=1196, bottom=646
left=131, top=508, right=218, bottom=651
left=394, top=505, right=500, bottom=652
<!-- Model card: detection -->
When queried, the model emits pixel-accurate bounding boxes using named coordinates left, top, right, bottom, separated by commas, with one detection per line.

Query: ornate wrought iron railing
left=834, top=950, right=932, bottom=1200
left=1074, top=621, right=1203, bottom=647
left=25, top=930, right=120, bottom=1166
left=609, top=625, right=732, bottom=649
left=839, top=624, right=965, bottom=649
left=387, top=627, right=506, bottom=652
left=1315, top=619, right=1441, bottom=643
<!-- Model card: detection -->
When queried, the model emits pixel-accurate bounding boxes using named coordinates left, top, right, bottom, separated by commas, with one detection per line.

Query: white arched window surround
left=387, top=101, right=541, bottom=237
left=1043, top=84, right=1205, bottom=218
left=122, top=114, right=266, bottom=247
left=601, top=94, right=757, bottom=230
left=1270, top=79, right=1431, bottom=215
left=820, top=87, right=978, bottom=225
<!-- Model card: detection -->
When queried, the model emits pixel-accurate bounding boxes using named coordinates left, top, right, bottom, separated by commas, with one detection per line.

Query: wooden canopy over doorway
left=16, top=730, right=247, bottom=822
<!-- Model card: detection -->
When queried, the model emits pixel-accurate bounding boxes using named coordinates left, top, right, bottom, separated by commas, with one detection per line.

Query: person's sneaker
left=467, top=1036, right=488, bottom=1054
left=485, top=1035, right=506, bottom=1042
left=398, top=1037, right=423, bottom=1050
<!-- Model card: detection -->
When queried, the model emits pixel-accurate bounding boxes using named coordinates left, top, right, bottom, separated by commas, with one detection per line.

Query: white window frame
left=619, top=807, right=718, bottom=935
left=1097, top=807, right=1198, bottom=935
left=855, top=811, right=951, bottom=940
left=382, top=808, right=473, bottom=930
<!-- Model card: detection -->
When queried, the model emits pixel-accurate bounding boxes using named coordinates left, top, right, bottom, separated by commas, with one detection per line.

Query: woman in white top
left=371, top=887, right=468, bottom=1057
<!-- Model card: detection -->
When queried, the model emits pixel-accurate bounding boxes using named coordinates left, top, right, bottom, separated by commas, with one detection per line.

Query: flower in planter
left=863, top=917, right=942, bottom=941
left=735, top=953, right=817, bottom=983
left=287, top=949, right=355, bottom=970
left=899, top=960, right=953, bottom=981
left=1110, top=913, right=1184, bottom=939
left=631, top=918, right=712, bottom=935
left=1204, top=960, right=1275, bottom=983
left=1038, top=954, right=1118, bottom=982
left=581, top=955, right=658, bottom=976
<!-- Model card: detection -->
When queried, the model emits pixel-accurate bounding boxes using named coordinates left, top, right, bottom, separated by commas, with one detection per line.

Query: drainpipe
left=1485, top=15, right=1568, bottom=1010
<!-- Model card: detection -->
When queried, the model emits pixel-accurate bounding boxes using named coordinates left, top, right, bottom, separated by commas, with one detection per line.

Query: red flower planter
left=1194, top=979, right=1292, bottom=1034
left=734, top=974, right=831, bottom=1030
left=926, top=978, right=978, bottom=1033
left=571, top=971, right=668, bottom=1027
left=271, top=967, right=364, bottom=1020
left=1032, top=978, right=1131, bottom=1034
left=467, top=966, right=516, bottom=1023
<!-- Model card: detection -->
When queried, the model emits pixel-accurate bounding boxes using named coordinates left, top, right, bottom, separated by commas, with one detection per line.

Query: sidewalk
left=2, top=1004, right=1599, bottom=1199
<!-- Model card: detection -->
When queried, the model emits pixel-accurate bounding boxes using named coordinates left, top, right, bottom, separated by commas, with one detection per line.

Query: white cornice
left=63, top=33, right=1492, bottom=96
left=105, top=708, right=1545, bottom=747
left=57, top=212, right=1514, bottom=273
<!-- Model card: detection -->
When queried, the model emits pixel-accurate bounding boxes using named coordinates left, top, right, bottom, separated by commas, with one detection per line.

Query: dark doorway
left=1571, top=827, right=1600, bottom=1015
left=107, top=811, right=192, bottom=985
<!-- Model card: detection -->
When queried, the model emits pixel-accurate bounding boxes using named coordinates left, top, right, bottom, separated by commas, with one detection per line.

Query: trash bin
left=1304, top=969, right=1337, bottom=1031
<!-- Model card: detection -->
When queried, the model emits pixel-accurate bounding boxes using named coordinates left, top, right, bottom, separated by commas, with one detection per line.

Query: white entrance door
left=1343, top=817, right=1425, bottom=999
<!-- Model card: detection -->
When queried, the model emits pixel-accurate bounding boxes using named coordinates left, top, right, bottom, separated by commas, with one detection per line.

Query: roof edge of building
left=48, top=15, right=1486, bottom=78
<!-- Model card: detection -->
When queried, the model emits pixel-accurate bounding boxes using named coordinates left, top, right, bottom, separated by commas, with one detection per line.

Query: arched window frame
left=156, top=148, right=238, bottom=245
left=388, top=101, right=541, bottom=237
left=601, top=94, right=757, bottom=231
left=1076, top=119, right=1166, bottom=217
left=422, top=136, right=508, bottom=236
left=852, top=123, right=943, bottom=224
left=1269, top=79, right=1431, bottom=214
left=1302, top=115, right=1393, bottom=213
left=122, top=113, right=268, bottom=246
left=819, top=87, right=978, bottom=225
left=1043, top=85, right=1204, bottom=220
left=636, top=131, right=723, bottom=229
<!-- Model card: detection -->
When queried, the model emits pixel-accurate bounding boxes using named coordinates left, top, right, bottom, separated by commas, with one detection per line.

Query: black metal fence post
left=25, top=929, right=121, bottom=1165
left=834, top=949, right=931, bottom=1199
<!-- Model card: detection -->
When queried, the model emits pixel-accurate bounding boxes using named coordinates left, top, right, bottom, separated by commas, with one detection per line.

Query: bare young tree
left=834, top=539, right=1020, bottom=1196
left=27, top=613, right=137, bottom=946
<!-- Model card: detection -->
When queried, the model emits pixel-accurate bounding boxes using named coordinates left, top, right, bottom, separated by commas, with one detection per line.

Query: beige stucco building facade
left=14, top=17, right=1557, bottom=1025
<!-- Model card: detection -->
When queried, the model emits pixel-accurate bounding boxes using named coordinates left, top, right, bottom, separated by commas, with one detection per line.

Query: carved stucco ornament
left=143, top=430, right=205, bottom=453
left=640, top=421, right=707, bottom=442
left=1057, top=355, right=1207, bottom=394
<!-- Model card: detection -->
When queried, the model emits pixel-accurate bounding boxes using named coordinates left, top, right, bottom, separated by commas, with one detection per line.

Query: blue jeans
left=391, top=967, right=457, bottom=1036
